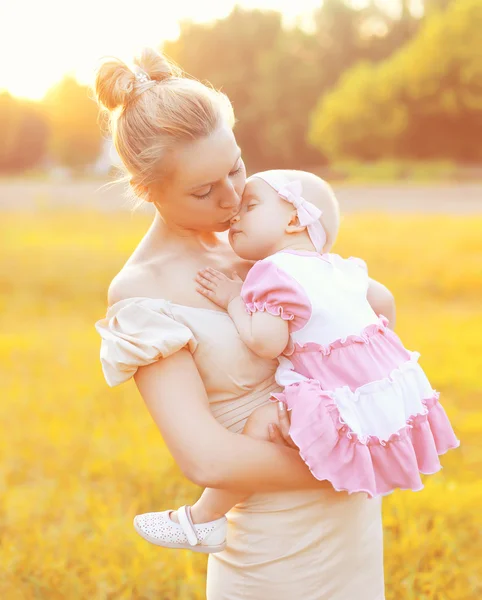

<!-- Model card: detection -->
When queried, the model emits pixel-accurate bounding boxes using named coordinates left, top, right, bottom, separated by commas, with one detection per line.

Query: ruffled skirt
left=273, top=317, right=460, bottom=498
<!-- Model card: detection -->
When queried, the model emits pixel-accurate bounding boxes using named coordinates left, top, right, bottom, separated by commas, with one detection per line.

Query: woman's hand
left=196, top=267, right=243, bottom=310
left=135, top=350, right=327, bottom=492
left=269, top=401, right=297, bottom=449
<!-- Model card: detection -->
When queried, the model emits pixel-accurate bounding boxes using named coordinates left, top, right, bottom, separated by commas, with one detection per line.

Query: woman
left=94, top=48, right=385, bottom=600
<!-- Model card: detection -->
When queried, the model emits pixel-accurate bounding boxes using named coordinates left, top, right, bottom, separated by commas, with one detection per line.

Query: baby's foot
left=189, top=503, right=227, bottom=525
left=134, top=505, right=227, bottom=554
left=168, top=503, right=225, bottom=525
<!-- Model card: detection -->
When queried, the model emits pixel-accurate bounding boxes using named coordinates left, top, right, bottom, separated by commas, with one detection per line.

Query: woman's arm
left=367, top=278, right=396, bottom=329
left=134, top=348, right=328, bottom=493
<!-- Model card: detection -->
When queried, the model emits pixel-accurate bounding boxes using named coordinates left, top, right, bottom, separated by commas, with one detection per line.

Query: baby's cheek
left=264, top=222, right=284, bottom=242
left=254, top=225, right=273, bottom=246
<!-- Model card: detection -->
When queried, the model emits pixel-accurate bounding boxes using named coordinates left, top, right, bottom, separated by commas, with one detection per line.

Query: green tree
left=252, top=0, right=420, bottom=167
left=164, top=7, right=283, bottom=170
left=44, top=76, right=102, bottom=171
left=0, top=93, right=49, bottom=172
left=0, top=93, right=21, bottom=170
left=164, top=4, right=418, bottom=170
left=313, top=0, right=419, bottom=83
left=424, top=0, right=454, bottom=13
left=309, top=0, right=482, bottom=161
left=243, top=28, right=326, bottom=168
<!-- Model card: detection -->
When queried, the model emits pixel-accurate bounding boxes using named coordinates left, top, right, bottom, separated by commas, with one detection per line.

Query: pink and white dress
left=241, top=248, right=459, bottom=498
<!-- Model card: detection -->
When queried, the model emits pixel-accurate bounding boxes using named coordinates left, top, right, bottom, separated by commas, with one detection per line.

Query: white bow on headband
left=249, top=173, right=326, bottom=252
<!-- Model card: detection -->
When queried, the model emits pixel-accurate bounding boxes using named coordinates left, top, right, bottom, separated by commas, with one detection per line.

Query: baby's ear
left=286, top=210, right=305, bottom=234
left=286, top=224, right=306, bottom=234
left=288, top=210, right=299, bottom=225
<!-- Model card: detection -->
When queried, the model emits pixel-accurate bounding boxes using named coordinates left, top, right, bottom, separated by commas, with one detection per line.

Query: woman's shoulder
left=97, top=263, right=198, bottom=388
left=107, top=255, right=173, bottom=307
left=108, top=265, right=150, bottom=307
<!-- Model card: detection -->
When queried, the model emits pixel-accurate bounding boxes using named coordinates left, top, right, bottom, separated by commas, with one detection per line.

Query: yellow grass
left=1, top=211, right=481, bottom=599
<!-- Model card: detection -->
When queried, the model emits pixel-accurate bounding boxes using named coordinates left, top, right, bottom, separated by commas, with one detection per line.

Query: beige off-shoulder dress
left=96, top=297, right=385, bottom=600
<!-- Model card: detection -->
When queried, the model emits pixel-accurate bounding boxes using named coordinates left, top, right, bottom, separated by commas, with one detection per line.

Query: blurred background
left=1, top=1, right=481, bottom=599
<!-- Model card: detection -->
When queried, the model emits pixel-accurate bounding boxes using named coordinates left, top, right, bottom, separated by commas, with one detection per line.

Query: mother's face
left=152, top=124, right=246, bottom=232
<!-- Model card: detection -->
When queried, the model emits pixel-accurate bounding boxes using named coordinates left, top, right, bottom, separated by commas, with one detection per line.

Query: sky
left=0, top=0, right=414, bottom=101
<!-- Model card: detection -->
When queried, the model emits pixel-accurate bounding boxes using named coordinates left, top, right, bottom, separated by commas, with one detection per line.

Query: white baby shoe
left=133, top=505, right=227, bottom=554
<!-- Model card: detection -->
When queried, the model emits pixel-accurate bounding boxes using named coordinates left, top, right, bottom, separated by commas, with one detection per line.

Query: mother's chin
left=213, top=221, right=232, bottom=233
left=214, top=214, right=240, bottom=233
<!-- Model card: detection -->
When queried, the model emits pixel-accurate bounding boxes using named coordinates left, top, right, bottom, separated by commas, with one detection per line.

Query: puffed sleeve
left=94, top=298, right=197, bottom=387
left=240, top=259, right=311, bottom=332
left=347, top=256, right=368, bottom=272
left=327, top=253, right=368, bottom=273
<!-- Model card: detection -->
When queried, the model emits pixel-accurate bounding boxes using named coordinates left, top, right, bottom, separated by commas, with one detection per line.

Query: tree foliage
left=164, top=2, right=419, bottom=169
left=0, top=93, right=49, bottom=172
left=309, top=0, right=482, bottom=161
left=43, top=77, right=102, bottom=171
left=0, top=1, right=478, bottom=173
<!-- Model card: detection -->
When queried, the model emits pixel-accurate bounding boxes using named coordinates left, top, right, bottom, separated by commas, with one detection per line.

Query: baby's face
left=228, top=178, right=293, bottom=261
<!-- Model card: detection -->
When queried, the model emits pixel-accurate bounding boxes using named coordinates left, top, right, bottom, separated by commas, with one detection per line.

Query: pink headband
left=249, top=172, right=326, bottom=252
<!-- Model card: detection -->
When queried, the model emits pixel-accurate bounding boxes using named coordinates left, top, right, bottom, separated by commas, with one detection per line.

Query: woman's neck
left=146, top=210, right=225, bottom=253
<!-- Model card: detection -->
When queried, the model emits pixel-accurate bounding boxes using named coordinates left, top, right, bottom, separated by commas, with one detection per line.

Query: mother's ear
left=129, top=176, right=151, bottom=202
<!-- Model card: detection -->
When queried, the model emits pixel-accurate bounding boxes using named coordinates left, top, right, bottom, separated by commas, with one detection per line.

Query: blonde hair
left=93, top=47, right=234, bottom=202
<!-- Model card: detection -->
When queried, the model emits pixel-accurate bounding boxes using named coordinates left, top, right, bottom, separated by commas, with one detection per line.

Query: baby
left=133, top=170, right=459, bottom=554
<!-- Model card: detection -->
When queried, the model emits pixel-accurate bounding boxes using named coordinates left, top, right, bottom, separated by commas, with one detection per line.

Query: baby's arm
left=227, top=296, right=289, bottom=359
left=196, top=266, right=289, bottom=359
left=367, top=278, right=396, bottom=329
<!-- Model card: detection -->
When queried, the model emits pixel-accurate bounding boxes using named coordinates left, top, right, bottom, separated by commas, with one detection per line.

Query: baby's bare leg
left=189, top=403, right=279, bottom=524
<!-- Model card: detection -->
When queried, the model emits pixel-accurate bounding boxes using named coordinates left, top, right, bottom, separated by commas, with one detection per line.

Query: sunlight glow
left=1, top=0, right=403, bottom=100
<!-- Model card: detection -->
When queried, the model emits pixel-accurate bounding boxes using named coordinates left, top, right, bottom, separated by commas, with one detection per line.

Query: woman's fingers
left=268, top=423, right=286, bottom=446
left=277, top=401, right=290, bottom=435
left=276, top=401, right=297, bottom=449
left=268, top=405, right=297, bottom=449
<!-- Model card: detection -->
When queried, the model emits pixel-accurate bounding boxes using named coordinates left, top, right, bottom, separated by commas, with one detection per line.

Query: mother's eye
left=230, top=159, right=244, bottom=176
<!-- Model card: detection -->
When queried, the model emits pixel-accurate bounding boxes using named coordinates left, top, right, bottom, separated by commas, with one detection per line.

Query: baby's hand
left=196, top=267, right=243, bottom=310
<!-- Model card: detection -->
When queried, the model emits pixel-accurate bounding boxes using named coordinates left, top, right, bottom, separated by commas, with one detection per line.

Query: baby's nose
left=230, top=215, right=240, bottom=226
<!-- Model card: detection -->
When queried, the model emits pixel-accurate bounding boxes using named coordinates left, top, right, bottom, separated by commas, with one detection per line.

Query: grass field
left=1, top=210, right=481, bottom=599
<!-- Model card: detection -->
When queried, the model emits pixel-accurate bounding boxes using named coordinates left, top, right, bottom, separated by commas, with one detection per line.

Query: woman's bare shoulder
left=107, top=267, right=146, bottom=307
left=107, top=257, right=172, bottom=307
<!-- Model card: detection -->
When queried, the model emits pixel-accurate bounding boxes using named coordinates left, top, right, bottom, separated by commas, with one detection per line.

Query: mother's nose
left=230, top=215, right=240, bottom=226
left=219, top=180, right=242, bottom=210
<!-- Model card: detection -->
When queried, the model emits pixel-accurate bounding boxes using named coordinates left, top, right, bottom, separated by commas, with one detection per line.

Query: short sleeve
left=240, top=260, right=311, bottom=332
left=347, top=256, right=368, bottom=272
left=95, top=298, right=197, bottom=387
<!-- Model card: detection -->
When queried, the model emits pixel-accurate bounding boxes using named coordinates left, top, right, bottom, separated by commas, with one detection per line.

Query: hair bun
left=134, top=47, right=181, bottom=83
left=94, top=49, right=182, bottom=111
left=94, top=58, right=136, bottom=111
